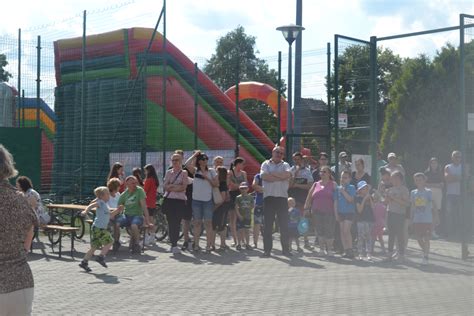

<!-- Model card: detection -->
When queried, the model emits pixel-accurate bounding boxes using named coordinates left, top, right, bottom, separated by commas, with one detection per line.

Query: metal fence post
left=80, top=10, right=86, bottom=198
left=277, top=51, right=282, bottom=145
left=194, top=62, right=198, bottom=150
left=235, top=60, right=240, bottom=157
left=21, top=89, right=25, bottom=127
left=327, top=42, right=331, bottom=159
left=369, top=36, right=378, bottom=183
left=162, top=0, right=167, bottom=176
left=459, top=14, right=468, bottom=259
left=36, top=36, right=41, bottom=129
left=334, top=35, right=339, bottom=175
left=17, top=29, right=21, bottom=128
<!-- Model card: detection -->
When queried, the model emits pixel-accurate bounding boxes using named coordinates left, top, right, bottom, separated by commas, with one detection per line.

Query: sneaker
left=181, top=241, right=189, bottom=251
left=172, top=246, right=181, bottom=254
left=357, top=255, right=363, bottom=261
left=245, top=244, right=253, bottom=250
left=297, top=247, right=304, bottom=253
left=79, top=261, right=92, bottom=272
left=253, top=243, right=258, bottom=249
left=188, top=242, right=194, bottom=252
left=236, top=244, right=242, bottom=251
left=95, top=255, right=108, bottom=268
left=366, top=254, right=372, bottom=261
left=282, top=250, right=293, bottom=257
left=421, top=256, right=429, bottom=265
left=304, top=243, right=314, bottom=250
left=261, top=251, right=271, bottom=258
left=327, top=250, right=335, bottom=257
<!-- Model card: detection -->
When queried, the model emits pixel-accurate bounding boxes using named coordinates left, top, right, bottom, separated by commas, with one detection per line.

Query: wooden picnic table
left=46, top=204, right=88, bottom=212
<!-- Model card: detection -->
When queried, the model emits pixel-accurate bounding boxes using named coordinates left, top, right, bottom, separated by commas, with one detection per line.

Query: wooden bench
left=43, top=225, right=79, bottom=258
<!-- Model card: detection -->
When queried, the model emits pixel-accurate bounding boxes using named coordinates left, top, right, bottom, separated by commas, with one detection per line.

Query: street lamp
left=276, top=23, right=305, bottom=160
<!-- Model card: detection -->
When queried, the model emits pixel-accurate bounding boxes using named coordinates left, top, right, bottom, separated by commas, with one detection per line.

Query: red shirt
left=144, top=178, right=158, bottom=209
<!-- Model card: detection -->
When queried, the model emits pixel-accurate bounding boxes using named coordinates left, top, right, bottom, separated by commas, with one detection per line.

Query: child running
left=288, top=197, right=303, bottom=252
left=410, top=173, right=437, bottom=265
left=355, top=181, right=375, bottom=260
left=79, top=187, right=121, bottom=272
left=235, top=182, right=254, bottom=250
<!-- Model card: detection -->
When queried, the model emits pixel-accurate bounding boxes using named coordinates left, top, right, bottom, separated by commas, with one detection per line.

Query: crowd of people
left=0, top=143, right=472, bottom=314
left=76, top=146, right=472, bottom=270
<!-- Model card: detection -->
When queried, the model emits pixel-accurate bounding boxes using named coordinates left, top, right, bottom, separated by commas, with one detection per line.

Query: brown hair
left=107, top=178, right=121, bottom=192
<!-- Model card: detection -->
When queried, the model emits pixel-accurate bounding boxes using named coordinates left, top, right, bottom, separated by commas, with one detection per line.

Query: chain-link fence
left=0, top=2, right=333, bottom=198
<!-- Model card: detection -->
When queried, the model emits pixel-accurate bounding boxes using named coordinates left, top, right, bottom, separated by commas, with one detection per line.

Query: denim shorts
left=115, top=214, right=144, bottom=227
left=254, top=205, right=264, bottom=225
left=192, top=199, right=214, bottom=221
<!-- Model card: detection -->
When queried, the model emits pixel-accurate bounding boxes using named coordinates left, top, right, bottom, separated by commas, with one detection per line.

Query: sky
left=0, top=0, right=473, bottom=103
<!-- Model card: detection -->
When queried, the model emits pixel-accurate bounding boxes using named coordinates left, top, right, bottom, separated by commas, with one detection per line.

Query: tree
left=380, top=42, right=474, bottom=179
left=204, top=26, right=285, bottom=142
left=0, top=54, right=12, bottom=82
left=333, top=46, right=403, bottom=152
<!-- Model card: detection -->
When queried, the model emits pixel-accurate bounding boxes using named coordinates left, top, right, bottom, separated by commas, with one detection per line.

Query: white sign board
left=468, top=113, right=474, bottom=132
left=339, top=113, right=348, bottom=128
left=351, top=154, right=373, bottom=176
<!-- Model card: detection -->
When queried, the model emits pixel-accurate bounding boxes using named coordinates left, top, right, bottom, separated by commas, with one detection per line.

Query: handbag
left=213, top=187, right=223, bottom=206
left=162, top=170, right=183, bottom=213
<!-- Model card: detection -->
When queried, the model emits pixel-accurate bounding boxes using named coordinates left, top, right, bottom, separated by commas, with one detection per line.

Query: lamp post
left=276, top=23, right=304, bottom=161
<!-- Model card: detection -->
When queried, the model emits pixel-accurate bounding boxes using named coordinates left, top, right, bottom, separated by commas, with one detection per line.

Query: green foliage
left=0, top=54, right=12, bottom=82
left=334, top=45, right=402, bottom=152
left=204, top=26, right=285, bottom=142
left=380, top=42, right=474, bottom=176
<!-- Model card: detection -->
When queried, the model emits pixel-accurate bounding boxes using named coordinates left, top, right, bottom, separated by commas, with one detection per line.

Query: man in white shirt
left=261, top=146, right=292, bottom=257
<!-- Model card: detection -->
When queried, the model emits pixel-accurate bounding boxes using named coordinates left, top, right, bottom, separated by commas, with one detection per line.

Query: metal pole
left=21, top=90, right=25, bottom=127
left=162, top=0, right=167, bottom=176
left=369, top=36, right=378, bottom=184
left=334, top=35, right=339, bottom=176
left=286, top=43, right=293, bottom=161
left=235, top=60, right=240, bottom=157
left=140, top=51, right=147, bottom=170
left=459, top=14, right=468, bottom=259
left=80, top=10, right=86, bottom=198
left=36, top=35, right=41, bottom=128
left=17, top=29, right=21, bottom=128
left=277, top=51, right=282, bottom=145
left=294, top=0, right=303, bottom=153
left=194, top=62, right=198, bottom=150
left=327, top=42, right=331, bottom=159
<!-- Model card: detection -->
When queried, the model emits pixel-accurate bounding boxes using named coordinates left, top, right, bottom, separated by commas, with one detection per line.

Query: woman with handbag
left=227, top=157, right=247, bottom=247
left=211, top=166, right=231, bottom=250
left=162, top=154, right=189, bottom=254
left=186, top=152, right=219, bottom=253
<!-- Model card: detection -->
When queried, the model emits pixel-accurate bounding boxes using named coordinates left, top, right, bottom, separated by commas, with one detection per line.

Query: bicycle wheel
left=47, top=216, right=61, bottom=245
left=154, top=212, right=168, bottom=241
left=72, top=215, right=85, bottom=239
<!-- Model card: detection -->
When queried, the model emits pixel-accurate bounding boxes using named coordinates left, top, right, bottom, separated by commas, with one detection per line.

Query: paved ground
left=29, top=232, right=473, bottom=315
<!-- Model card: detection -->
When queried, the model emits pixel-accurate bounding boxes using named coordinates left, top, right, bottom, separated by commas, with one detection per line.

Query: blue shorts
left=192, top=199, right=214, bottom=221
left=237, top=218, right=251, bottom=230
left=115, top=214, right=144, bottom=227
left=254, top=205, right=264, bottom=225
